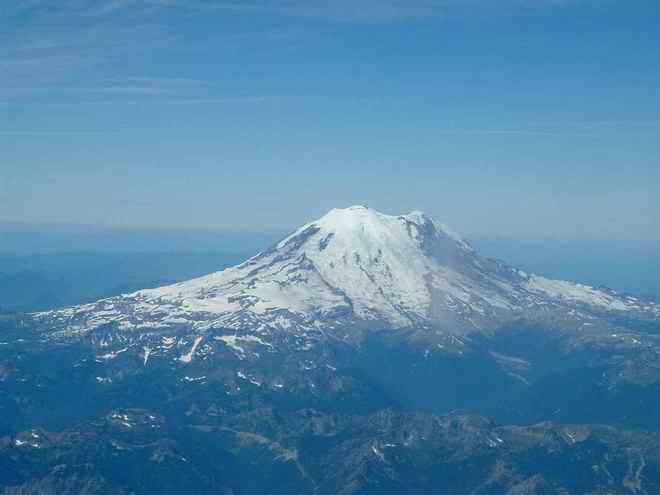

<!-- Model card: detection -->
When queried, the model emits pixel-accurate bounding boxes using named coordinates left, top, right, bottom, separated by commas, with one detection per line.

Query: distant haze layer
left=0, top=225, right=658, bottom=314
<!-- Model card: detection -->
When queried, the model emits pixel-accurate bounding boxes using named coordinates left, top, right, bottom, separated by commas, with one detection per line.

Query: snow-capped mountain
left=35, top=206, right=659, bottom=345
left=7, top=207, right=660, bottom=495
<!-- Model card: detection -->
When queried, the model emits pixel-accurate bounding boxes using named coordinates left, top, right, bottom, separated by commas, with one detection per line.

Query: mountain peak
left=341, top=204, right=370, bottom=211
left=275, top=206, right=470, bottom=261
left=295, top=206, right=471, bottom=254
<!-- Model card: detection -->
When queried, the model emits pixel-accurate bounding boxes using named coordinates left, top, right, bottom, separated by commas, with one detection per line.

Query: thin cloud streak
left=144, top=0, right=591, bottom=23
left=3, top=77, right=220, bottom=98
left=0, top=0, right=601, bottom=103
left=0, top=95, right=275, bottom=107
left=3, top=0, right=601, bottom=24
left=0, top=124, right=638, bottom=137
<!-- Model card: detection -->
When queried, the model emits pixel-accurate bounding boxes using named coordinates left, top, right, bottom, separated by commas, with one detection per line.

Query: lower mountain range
left=1, top=207, right=659, bottom=494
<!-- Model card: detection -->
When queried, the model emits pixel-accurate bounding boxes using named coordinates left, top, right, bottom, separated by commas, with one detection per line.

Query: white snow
left=111, top=413, right=133, bottom=428
left=183, top=375, right=206, bottom=383
left=142, top=346, right=152, bottom=366
left=215, top=334, right=271, bottom=358
left=525, top=275, right=630, bottom=311
left=371, top=445, right=386, bottom=462
left=35, top=206, right=660, bottom=341
left=179, top=336, right=203, bottom=363
left=96, top=348, right=128, bottom=361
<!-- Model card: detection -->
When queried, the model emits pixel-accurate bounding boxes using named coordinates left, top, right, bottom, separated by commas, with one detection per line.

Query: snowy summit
left=37, top=206, right=660, bottom=341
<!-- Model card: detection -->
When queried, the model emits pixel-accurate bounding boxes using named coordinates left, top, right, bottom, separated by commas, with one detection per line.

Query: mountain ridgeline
left=2, top=206, right=660, bottom=494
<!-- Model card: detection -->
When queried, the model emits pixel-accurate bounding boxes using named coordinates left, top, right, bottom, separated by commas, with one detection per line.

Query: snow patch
left=179, top=336, right=204, bottom=363
left=96, top=348, right=128, bottom=361
left=143, top=346, right=152, bottom=366
left=525, top=276, right=630, bottom=311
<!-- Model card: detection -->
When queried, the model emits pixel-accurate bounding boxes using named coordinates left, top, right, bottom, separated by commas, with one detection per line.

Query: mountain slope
left=4, top=207, right=660, bottom=494
left=34, top=206, right=659, bottom=346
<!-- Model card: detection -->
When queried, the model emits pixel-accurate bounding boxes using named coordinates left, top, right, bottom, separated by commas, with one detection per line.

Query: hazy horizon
left=2, top=221, right=659, bottom=306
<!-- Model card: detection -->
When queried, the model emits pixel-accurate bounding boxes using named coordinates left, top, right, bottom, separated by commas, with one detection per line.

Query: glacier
left=33, top=205, right=660, bottom=345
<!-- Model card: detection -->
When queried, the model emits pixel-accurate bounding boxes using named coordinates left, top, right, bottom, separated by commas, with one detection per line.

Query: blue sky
left=2, top=0, right=659, bottom=240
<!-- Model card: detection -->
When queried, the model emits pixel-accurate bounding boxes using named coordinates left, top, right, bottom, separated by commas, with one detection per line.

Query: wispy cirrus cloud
left=148, top=0, right=604, bottom=23
left=3, top=0, right=602, bottom=24
left=1, top=2, right=196, bottom=104
left=0, top=22, right=172, bottom=83
left=1, top=1, right=294, bottom=104
left=0, top=0, right=615, bottom=107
